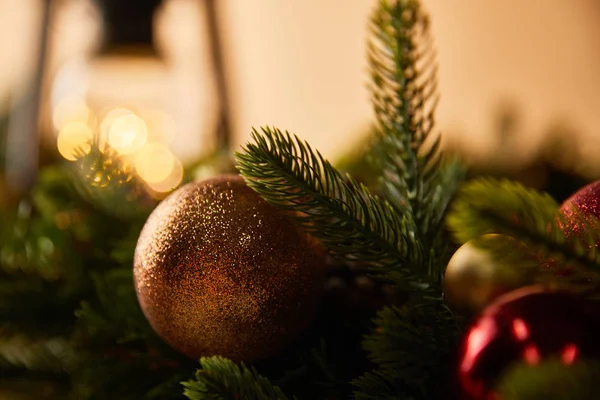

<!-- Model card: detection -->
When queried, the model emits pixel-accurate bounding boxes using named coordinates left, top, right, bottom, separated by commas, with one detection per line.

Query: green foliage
left=7, top=0, right=600, bottom=398
left=0, top=174, right=86, bottom=333
left=367, top=0, right=463, bottom=241
left=446, top=178, right=559, bottom=244
left=353, top=370, right=408, bottom=400
left=69, top=268, right=190, bottom=399
left=236, top=1, right=464, bottom=399
left=182, top=357, right=291, bottom=400
left=236, top=126, right=432, bottom=289
left=446, top=178, right=600, bottom=292
left=0, top=144, right=187, bottom=398
left=71, top=144, right=154, bottom=220
left=352, top=298, right=457, bottom=400
left=496, top=358, right=600, bottom=400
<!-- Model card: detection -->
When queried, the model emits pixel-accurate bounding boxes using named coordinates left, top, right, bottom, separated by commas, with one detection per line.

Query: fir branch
left=353, top=370, right=407, bottom=400
left=421, top=159, right=464, bottom=244
left=70, top=268, right=189, bottom=399
left=368, top=0, right=458, bottom=239
left=0, top=201, right=85, bottom=328
left=353, top=298, right=457, bottom=400
left=71, top=143, right=153, bottom=219
left=182, top=356, right=291, bottom=400
left=446, top=178, right=559, bottom=243
left=496, top=358, right=600, bottom=400
left=236, top=126, right=439, bottom=289
left=0, top=201, right=78, bottom=282
left=446, top=178, right=600, bottom=290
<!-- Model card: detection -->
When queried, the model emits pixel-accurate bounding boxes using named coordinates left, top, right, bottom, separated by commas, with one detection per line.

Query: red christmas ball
left=540, top=180, right=600, bottom=281
left=456, top=285, right=600, bottom=400
left=558, top=180, right=600, bottom=246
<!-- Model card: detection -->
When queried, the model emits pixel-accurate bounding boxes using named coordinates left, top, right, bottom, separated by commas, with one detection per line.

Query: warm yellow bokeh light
left=57, top=121, right=93, bottom=161
left=99, top=108, right=133, bottom=147
left=146, top=157, right=184, bottom=194
left=52, top=95, right=90, bottom=131
left=107, top=113, right=148, bottom=154
left=135, top=143, right=175, bottom=183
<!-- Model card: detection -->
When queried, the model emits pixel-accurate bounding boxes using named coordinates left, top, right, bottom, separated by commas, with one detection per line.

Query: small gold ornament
left=134, top=174, right=325, bottom=362
left=443, top=235, right=532, bottom=313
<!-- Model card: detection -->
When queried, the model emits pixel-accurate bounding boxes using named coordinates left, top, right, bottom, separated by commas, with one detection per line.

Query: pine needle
left=446, top=177, right=600, bottom=292
left=368, top=0, right=462, bottom=240
left=236, top=126, right=436, bottom=289
left=352, top=298, right=457, bottom=400
left=182, top=357, right=291, bottom=400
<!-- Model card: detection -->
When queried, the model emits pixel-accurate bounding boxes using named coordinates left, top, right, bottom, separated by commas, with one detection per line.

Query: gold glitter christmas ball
left=134, top=174, right=325, bottom=362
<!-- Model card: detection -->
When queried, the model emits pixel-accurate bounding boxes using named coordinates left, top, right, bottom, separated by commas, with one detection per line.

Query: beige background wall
left=1, top=0, right=600, bottom=165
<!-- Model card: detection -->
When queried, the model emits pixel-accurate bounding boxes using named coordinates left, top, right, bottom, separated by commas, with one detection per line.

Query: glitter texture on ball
left=559, top=180, right=600, bottom=247
left=134, top=174, right=326, bottom=362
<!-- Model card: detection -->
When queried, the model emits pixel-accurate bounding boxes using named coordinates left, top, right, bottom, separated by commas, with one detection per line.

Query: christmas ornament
left=558, top=180, right=600, bottom=247
left=443, top=235, right=531, bottom=312
left=539, top=180, right=600, bottom=283
left=457, top=285, right=600, bottom=400
left=134, top=174, right=326, bottom=362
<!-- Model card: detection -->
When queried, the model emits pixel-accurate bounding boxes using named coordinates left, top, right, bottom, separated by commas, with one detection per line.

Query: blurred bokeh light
left=56, top=121, right=93, bottom=161
left=52, top=95, right=91, bottom=131
left=1, top=0, right=600, bottom=181
left=107, top=112, right=148, bottom=155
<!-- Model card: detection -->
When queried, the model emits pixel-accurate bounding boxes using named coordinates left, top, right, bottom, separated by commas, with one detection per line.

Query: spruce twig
left=446, top=177, right=600, bottom=292
left=368, top=0, right=462, bottom=241
left=352, top=298, right=457, bottom=399
left=182, top=357, right=291, bottom=400
left=236, top=126, right=436, bottom=290
left=350, top=1, right=463, bottom=398
left=71, top=143, right=152, bottom=219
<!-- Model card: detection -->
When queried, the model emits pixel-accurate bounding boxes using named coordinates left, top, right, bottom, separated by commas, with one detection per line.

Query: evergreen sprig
left=236, top=1, right=462, bottom=399
left=236, top=126, right=433, bottom=288
left=182, top=357, right=291, bottom=400
left=70, top=268, right=188, bottom=399
left=352, top=298, right=457, bottom=400
left=72, top=144, right=153, bottom=219
left=368, top=0, right=457, bottom=240
left=8, top=0, right=598, bottom=398
left=446, top=177, right=600, bottom=291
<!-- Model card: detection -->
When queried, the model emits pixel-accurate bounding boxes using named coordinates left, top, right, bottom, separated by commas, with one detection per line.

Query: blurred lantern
left=48, top=0, right=225, bottom=197
left=3, top=0, right=52, bottom=194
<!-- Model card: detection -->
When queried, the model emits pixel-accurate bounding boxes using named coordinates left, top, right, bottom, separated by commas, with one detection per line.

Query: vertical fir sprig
left=352, top=1, right=462, bottom=398
left=368, top=0, right=463, bottom=257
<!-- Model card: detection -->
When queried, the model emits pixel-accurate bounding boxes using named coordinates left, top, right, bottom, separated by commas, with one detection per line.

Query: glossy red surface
left=457, top=286, right=600, bottom=399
